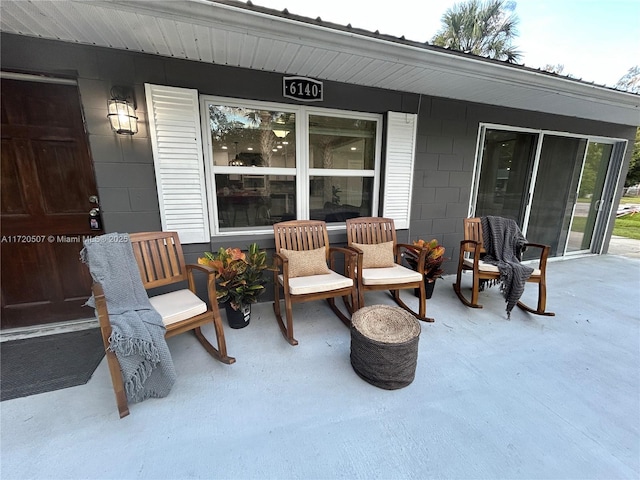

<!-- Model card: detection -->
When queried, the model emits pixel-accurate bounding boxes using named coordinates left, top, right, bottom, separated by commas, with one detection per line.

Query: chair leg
left=516, top=280, right=555, bottom=316
left=342, top=287, right=359, bottom=316
left=93, top=284, right=130, bottom=418
left=327, top=297, right=352, bottom=327
left=392, top=288, right=435, bottom=323
left=273, top=283, right=298, bottom=345
left=453, top=271, right=484, bottom=309
left=105, top=349, right=130, bottom=418
left=193, top=326, right=236, bottom=364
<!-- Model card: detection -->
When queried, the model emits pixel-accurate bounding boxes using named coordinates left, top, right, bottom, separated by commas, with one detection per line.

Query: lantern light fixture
left=107, top=86, right=138, bottom=135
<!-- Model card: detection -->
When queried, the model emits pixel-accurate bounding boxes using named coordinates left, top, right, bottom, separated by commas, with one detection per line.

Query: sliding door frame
left=471, top=123, right=628, bottom=257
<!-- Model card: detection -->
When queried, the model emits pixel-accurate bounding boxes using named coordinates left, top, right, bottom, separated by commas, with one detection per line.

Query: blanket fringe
left=124, top=360, right=155, bottom=402
left=108, top=331, right=161, bottom=364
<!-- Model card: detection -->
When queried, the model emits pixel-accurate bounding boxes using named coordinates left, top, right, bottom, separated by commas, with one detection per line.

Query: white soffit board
left=1, top=0, right=638, bottom=126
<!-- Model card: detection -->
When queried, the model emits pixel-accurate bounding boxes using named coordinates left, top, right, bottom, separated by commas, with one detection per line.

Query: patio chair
left=92, top=231, right=235, bottom=418
left=345, top=217, right=434, bottom=322
left=452, top=217, right=555, bottom=316
left=272, top=220, right=358, bottom=345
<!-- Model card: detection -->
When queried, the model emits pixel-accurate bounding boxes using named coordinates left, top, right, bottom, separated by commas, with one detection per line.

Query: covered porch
left=1, top=254, right=638, bottom=479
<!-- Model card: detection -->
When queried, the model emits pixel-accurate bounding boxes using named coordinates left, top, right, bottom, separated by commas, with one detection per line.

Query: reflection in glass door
left=566, top=142, right=613, bottom=253
left=474, top=129, right=538, bottom=225
left=526, top=135, right=586, bottom=257
left=473, top=126, right=621, bottom=259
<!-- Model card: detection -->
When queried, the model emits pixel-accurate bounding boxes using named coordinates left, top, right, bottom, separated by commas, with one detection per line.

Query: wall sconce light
left=107, top=86, right=138, bottom=135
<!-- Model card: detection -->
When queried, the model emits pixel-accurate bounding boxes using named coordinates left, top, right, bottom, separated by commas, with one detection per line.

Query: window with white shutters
left=145, top=84, right=416, bottom=238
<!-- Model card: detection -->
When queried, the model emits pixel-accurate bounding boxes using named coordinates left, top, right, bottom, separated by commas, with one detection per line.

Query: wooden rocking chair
left=272, top=220, right=358, bottom=345
left=92, top=231, right=234, bottom=418
left=452, top=217, right=555, bottom=316
left=346, top=217, right=434, bottom=322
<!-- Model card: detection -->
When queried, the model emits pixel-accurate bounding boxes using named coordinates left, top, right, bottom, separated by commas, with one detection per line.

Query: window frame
left=200, top=95, right=383, bottom=236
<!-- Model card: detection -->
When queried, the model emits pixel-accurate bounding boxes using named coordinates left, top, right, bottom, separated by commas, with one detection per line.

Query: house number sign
left=283, top=76, right=323, bottom=102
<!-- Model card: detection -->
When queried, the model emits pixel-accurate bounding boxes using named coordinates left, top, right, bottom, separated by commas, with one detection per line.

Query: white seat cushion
left=463, top=258, right=541, bottom=276
left=149, top=289, right=207, bottom=327
left=361, top=264, right=422, bottom=286
left=278, top=271, right=353, bottom=295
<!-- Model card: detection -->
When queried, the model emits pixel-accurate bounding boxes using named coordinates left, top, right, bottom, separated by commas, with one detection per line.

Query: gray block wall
left=2, top=32, right=635, bottom=290
left=410, top=96, right=636, bottom=275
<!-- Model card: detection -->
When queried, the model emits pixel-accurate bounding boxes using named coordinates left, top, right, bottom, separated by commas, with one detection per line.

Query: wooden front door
left=1, top=79, right=102, bottom=329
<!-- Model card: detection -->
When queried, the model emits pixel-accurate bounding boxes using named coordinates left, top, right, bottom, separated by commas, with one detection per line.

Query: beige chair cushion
left=149, top=289, right=207, bottom=327
left=463, top=258, right=541, bottom=276
left=278, top=271, right=353, bottom=295
left=361, top=264, right=422, bottom=286
left=280, top=247, right=330, bottom=278
left=352, top=241, right=395, bottom=268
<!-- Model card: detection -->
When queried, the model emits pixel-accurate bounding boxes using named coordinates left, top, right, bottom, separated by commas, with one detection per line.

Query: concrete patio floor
left=1, top=254, right=639, bottom=479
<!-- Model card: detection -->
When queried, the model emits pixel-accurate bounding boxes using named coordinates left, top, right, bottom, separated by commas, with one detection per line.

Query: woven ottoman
left=350, top=305, right=421, bottom=389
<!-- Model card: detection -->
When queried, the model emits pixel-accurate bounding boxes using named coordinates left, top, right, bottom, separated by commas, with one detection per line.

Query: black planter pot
left=225, top=303, right=251, bottom=329
left=414, top=278, right=436, bottom=299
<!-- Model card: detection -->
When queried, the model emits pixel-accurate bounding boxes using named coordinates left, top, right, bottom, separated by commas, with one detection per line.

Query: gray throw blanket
left=480, top=216, right=533, bottom=318
left=81, top=233, right=176, bottom=403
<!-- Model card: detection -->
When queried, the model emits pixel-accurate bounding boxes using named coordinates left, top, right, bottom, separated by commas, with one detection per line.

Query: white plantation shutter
left=382, top=112, right=417, bottom=229
left=145, top=84, right=209, bottom=244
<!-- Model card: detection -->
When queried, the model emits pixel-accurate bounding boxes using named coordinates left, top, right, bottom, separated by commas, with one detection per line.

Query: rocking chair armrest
left=523, top=242, right=548, bottom=252
left=457, top=240, right=483, bottom=270
left=396, top=243, right=417, bottom=264
left=523, top=242, right=551, bottom=267
left=272, top=252, right=291, bottom=280
left=185, top=263, right=218, bottom=305
left=329, top=245, right=357, bottom=258
left=398, top=243, right=429, bottom=274
left=459, top=239, right=481, bottom=248
left=396, top=243, right=418, bottom=254
left=328, top=246, right=358, bottom=274
left=92, top=282, right=113, bottom=340
left=345, top=245, right=364, bottom=278
left=186, top=263, right=215, bottom=276
left=273, top=252, right=287, bottom=265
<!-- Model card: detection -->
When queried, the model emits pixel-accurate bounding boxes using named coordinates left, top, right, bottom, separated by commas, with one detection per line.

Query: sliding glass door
left=526, top=135, right=586, bottom=256
left=474, top=129, right=537, bottom=225
left=473, top=125, right=621, bottom=258
left=566, top=142, right=613, bottom=253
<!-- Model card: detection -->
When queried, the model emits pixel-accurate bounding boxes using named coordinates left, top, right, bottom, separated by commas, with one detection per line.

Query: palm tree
left=431, top=0, right=521, bottom=63
left=615, top=65, right=640, bottom=93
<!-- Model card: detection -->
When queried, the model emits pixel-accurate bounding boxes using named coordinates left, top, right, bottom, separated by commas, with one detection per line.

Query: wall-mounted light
left=107, top=86, right=138, bottom=135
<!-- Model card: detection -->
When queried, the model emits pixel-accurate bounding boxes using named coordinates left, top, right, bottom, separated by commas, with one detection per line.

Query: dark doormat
left=1, top=328, right=105, bottom=401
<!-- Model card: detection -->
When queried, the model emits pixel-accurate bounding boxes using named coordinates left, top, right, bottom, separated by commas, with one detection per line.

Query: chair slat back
left=129, top=232, right=187, bottom=289
left=462, top=217, right=485, bottom=253
left=345, top=217, right=397, bottom=246
left=273, top=220, right=330, bottom=259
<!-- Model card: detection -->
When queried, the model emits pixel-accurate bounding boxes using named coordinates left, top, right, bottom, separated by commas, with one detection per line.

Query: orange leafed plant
left=406, top=238, right=447, bottom=279
left=198, top=244, right=268, bottom=311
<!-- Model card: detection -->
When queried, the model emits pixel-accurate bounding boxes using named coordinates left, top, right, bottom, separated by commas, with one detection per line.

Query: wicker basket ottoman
left=350, top=305, right=421, bottom=389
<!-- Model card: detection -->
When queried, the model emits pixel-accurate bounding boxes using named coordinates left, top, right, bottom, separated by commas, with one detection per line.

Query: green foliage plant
left=405, top=239, right=447, bottom=280
left=198, top=243, right=269, bottom=311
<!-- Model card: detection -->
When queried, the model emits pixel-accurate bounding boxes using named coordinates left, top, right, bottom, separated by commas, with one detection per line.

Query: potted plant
left=198, top=243, right=269, bottom=329
left=404, top=239, right=446, bottom=299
